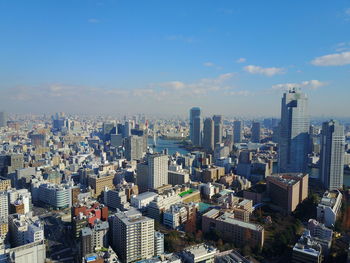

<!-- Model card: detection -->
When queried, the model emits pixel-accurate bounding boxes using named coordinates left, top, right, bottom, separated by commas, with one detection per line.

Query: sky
left=0, top=0, right=350, bottom=117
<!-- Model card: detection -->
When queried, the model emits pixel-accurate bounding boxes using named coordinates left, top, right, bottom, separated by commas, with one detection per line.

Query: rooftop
left=268, top=173, right=307, bottom=186
left=132, top=191, right=158, bottom=200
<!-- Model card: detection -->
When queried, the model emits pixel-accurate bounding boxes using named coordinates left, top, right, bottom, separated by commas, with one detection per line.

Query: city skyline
left=0, top=1, right=350, bottom=116
left=1, top=1, right=350, bottom=263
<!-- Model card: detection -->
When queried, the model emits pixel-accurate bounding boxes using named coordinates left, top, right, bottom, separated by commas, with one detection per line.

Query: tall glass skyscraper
left=203, top=118, right=214, bottom=152
left=213, top=115, right=223, bottom=145
left=251, top=121, right=261, bottom=143
left=233, top=120, right=242, bottom=143
left=278, top=88, right=309, bottom=173
left=189, top=107, right=202, bottom=146
left=320, top=120, right=345, bottom=190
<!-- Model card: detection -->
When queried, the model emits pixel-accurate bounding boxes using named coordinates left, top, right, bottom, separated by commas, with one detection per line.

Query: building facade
left=320, top=120, right=345, bottom=190
left=278, top=88, right=309, bottom=173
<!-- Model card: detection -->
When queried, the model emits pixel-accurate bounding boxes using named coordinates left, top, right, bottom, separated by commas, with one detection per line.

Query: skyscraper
left=278, top=88, right=309, bottom=173
left=123, top=121, right=132, bottom=138
left=213, top=115, right=223, bottom=145
left=189, top=107, right=202, bottom=146
left=251, top=122, right=261, bottom=143
left=320, top=120, right=345, bottom=190
left=203, top=118, right=214, bottom=152
left=0, top=112, right=7, bottom=128
left=125, top=135, right=145, bottom=161
left=233, top=120, right=242, bottom=143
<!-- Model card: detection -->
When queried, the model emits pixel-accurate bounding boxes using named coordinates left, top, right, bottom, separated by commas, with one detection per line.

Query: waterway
left=147, top=138, right=190, bottom=156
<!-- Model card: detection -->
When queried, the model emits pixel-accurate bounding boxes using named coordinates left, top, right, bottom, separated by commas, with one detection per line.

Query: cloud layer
left=244, top=65, right=285, bottom=76
left=311, top=51, right=350, bottom=66
left=272, top=80, right=327, bottom=91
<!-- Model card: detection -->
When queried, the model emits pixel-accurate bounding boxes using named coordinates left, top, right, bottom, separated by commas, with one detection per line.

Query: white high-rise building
left=278, top=88, right=309, bottom=173
left=112, top=209, right=154, bottom=263
left=148, top=154, right=168, bottom=189
left=320, top=120, right=345, bottom=190
left=137, top=154, right=168, bottom=192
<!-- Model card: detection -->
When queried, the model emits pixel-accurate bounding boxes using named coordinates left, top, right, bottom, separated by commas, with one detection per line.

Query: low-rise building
left=180, top=244, right=217, bottom=263
left=37, top=182, right=72, bottom=209
left=154, top=231, right=164, bottom=256
left=0, top=177, right=11, bottom=191
left=266, top=173, right=308, bottom=213
left=8, top=214, right=44, bottom=247
left=292, top=230, right=322, bottom=263
left=168, top=170, right=190, bottom=186
left=130, top=192, right=158, bottom=210
left=317, top=190, right=342, bottom=227
left=88, top=173, right=115, bottom=198
left=201, top=167, right=225, bottom=183
left=202, top=209, right=264, bottom=248
left=1, top=240, right=46, bottom=263
left=214, top=249, right=254, bottom=263
left=104, top=188, right=130, bottom=211
left=147, top=191, right=181, bottom=222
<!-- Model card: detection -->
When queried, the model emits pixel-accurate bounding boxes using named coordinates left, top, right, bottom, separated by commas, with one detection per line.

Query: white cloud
left=203, top=62, right=214, bottom=67
left=272, top=80, right=327, bottom=91
left=244, top=65, right=285, bottom=76
left=236, top=58, right=246, bottom=63
left=154, top=73, right=237, bottom=98
left=311, top=51, right=350, bottom=66
left=88, top=18, right=100, bottom=23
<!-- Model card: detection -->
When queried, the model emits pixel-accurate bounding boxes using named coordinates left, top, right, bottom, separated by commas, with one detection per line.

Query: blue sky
left=0, top=0, right=349, bottom=117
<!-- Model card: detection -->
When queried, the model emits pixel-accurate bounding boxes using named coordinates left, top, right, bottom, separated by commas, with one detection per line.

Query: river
left=147, top=138, right=190, bottom=155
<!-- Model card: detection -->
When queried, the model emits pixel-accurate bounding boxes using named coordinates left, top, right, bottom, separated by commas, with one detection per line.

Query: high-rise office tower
left=320, top=120, right=345, bottom=190
left=203, top=118, right=214, bottom=152
left=0, top=112, right=7, bottom=128
left=112, top=209, right=154, bottom=263
left=137, top=153, right=168, bottom=192
left=251, top=122, right=261, bottom=143
left=123, top=121, right=132, bottom=138
left=278, top=88, right=309, bottom=173
left=125, top=135, right=145, bottom=161
left=189, top=107, right=202, bottom=146
left=213, top=115, right=223, bottom=145
left=102, top=122, right=115, bottom=141
left=233, top=120, right=242, bottom=143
